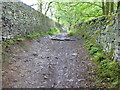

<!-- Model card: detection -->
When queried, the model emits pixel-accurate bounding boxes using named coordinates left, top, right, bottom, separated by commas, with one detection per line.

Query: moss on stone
left=95, top=30, right=101, bottom=34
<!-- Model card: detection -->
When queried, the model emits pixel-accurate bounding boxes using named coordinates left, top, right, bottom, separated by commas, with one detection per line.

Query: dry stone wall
left=1, top=2, right=62, bottom=41
left=77, top=11, right=120, bottom=64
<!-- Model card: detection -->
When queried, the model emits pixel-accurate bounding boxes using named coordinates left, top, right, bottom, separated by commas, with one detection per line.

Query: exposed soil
left=2, top=32, right=95, bottom=88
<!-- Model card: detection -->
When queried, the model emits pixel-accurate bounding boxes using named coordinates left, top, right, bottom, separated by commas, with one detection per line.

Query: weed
left=84, top=40, right=120, bottom=88
left=26, top=32, right=41, bottom=38
left=67, top=30, right=76, bottom=36
left=89, top=47, right=99, bottom=55
left=95, top=30, right=101, bottom=34
left=108, top=23, right=113, bottom=27
left=4, top=39, right=15, bottom=46
left=15, top=37, right=25, bottom=41
left=93, top=52, right=104, bottom=61
left=47, top=28, right=60, bottom=35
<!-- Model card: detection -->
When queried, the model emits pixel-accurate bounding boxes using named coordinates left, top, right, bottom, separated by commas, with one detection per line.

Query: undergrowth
left=67, top=30, right=76, bottom=36
left=47, top=28, right=60, bottom=35
left=85, top=40, right=120, bottom=88
left=3, top=28, right=60, bottom=47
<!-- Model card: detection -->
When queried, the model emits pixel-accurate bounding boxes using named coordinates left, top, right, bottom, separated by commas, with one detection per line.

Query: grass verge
left=3, top=28, right=61, bottom=47
left=84, top=40, right=120, bottom=88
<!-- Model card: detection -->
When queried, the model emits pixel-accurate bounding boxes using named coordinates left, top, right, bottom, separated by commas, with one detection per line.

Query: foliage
left=67, top=30, right=76, bottom=36
left=3, top=31, right=49, bottom=47
left=85, top=41, right=120, bottom=88
left=37, top=2, right=103, bottom=30
left=16, top=37, right=25, bottom=41
left=95, top=30, right=101, bottom=34
left=47, top=28, right=60, bottom=35
left=98, top=60, right=120, bottom=87
left=89, top=47, right=99, bottom=55
left=5, top=39, right=15, bottom=46
left=93, top=52, right=104, bottom=61
left=3, top=27, right=61, bottom=47
left=26, top=32, right=42, bottom=38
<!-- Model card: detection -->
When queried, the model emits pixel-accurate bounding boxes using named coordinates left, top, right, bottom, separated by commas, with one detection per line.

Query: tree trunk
left=45, top=2, right=53, bottom=15
left=105, top=0, right=110, bottom=15
left=58, top=17, right=60, bottom=23
left=117, top=1, right=120, bottom=10
left=38, top=0, right=42, bottom=12
left=102, top=0, right=105, bottom=15
left=110, top=0, right=114, bottom=14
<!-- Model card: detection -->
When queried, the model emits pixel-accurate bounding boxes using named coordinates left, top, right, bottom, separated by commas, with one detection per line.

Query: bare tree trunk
left=50, top=8, right=53, bottom=16
left=117, top=1, right=120, bottom=10
left=106, top=0, right=110, bottom=15
left=58, top=17, right=60, bottom=23
left=102, top=0, right=105, bottom=15
left=45, top=2, right=53, bottom=15
left=110, top=0, right=114, bottom=14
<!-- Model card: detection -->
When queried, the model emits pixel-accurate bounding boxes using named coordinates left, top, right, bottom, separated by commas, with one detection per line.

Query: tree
left=38, top=0, right=42, bottom=12
left=106, top=0, right=110, bottom=15
left=45, top=1, right=54, bottom=15
left=102, top=0, right=106, bottom=15
left=110, top=0, right=114, bottom=14
left=34, top=1, right=118, bottom=29
left=117, top=1, right=120, bottom=10
left=102, top=0, right=115, bottom=15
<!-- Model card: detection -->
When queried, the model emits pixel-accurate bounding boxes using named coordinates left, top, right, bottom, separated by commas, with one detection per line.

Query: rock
left=78, top=79, right=85, bottom=82
left=55, top=57, right=58, bottom=59
left=51, top=38, right=65, bottom=41
left=41, top=56, right=44, bottom=59
left=46, top=56, right=50, bottom=59
left=72, top=53, right=77, bottom=56
left=24, top=59, right=29, bottom=62
left=51, top=37, right=77, bottom=41
left=64, top=38, right=77, bottom=41
left=67, top=79, right=74, bottom=82
left=12, top=79, right=18, bottom=82
left=32, top=53, right=38, bottom=56
left=37, top=40, right=40, bottom=43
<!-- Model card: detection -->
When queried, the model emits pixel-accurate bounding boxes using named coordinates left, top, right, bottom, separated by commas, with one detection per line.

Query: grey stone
left=1, top=2, right=62, bottom=42
left=72, top=53, right=77, bottom=56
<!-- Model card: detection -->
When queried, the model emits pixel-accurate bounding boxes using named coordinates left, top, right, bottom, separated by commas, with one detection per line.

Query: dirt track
left=2, top=33, right=93, bottom=88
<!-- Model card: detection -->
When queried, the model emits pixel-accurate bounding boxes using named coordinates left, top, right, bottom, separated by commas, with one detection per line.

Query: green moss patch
left=85, top=40, right=120, bottom=88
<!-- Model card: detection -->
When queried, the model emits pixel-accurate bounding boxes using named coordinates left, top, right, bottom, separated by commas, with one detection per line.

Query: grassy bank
left=2, top=28, right=60, bottom=47
left=67, top=29, right=120, bottom=88
left=84, top=40, right=120, bottom=88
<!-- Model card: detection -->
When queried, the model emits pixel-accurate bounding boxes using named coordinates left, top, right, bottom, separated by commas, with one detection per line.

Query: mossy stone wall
left=77, top=12, right=120, bottom=64
left=1, top=2, right=62, bottom=41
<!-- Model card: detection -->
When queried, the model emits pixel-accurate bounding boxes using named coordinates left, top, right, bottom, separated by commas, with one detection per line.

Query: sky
left=20, top=0, right=55, bottom=20
left=21, top=0, right=38, bottom=10
left=21, top=0, right=37, bottom=5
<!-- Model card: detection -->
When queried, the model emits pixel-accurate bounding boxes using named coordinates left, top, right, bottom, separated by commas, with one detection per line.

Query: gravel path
left=2, top=32, right=93, bottom=88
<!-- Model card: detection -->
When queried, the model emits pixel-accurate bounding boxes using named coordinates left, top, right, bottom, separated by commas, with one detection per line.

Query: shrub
left=89, top=47, right=99, bottom=55
left=84, top=41, right=120, bottom=88
left=67, top=30, right=76, bottom=36
left=47, top=28, right=60, bottom=35
left=26, top=32, right=41, bottom=38
left=93, top=52, right=104, bottom=61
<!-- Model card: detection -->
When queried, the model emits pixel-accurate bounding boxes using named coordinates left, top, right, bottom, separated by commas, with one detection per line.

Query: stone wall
left=116, top=8, right=120, bottom=64
left=77, top=12, right=120, bottom=64
left=1, top=2, right=62, bottom=41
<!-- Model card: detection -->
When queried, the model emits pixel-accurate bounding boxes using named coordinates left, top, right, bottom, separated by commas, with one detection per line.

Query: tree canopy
left=36, top=0, right=120, bottom=30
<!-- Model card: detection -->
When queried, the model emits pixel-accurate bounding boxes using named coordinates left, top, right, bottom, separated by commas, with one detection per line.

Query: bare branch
left=82, top=2, right=102, bottom=8
left=45, top=1, right=55, bottom=15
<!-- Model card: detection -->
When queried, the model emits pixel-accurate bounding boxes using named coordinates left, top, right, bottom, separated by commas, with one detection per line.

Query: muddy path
left=2, top=32, right=94, bottom=88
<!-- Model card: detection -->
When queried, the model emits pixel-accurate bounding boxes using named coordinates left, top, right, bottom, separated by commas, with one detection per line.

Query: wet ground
left=2, top=32, right=94, bottom=88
